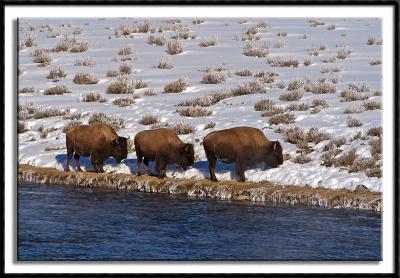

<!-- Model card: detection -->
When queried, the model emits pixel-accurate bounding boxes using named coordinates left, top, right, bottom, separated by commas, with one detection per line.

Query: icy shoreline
left=18, top=164, right=382, bottom=212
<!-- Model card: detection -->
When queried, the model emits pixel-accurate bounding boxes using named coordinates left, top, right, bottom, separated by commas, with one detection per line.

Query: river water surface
left=18, top=183, right=381, bottom=261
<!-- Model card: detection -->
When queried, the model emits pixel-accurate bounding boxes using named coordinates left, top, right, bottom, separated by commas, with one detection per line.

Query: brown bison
left=134, top=128, right=195, bottom=178
left=65, top=122, right=128, bottom=173
left=203, top=126, right=283, bottom=182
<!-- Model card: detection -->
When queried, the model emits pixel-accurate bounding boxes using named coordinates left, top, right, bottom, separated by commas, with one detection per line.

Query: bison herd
left=65, top=123, right=283, bottom=182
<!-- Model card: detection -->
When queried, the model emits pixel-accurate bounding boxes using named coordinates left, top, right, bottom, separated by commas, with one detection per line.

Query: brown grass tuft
left=73, top=72, right=99, bottom=84
left=43, top=85, right=71, bottom=95
left=139, top=113, right=159, bottom=125
left=164, top=76, right=190, bottom=93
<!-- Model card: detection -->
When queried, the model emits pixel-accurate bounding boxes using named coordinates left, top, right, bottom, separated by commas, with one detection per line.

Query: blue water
left=18, top=183, right=381, bottom=261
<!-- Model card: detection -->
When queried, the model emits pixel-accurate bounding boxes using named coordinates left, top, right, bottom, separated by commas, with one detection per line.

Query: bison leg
left=204, top=149, right=218, bottom=182
left=235, top=160, right=246, bottom=182
left=143, top=158, right=152, bottom=176
left=66, top=140, right=73, bottom=172
left=74, top=153, right=82, bottom=172
left=135, top=147, right=143, bottom=176
left=155, top=156, right=166, bottom=179
left=90, top=155, right=102, bottom=173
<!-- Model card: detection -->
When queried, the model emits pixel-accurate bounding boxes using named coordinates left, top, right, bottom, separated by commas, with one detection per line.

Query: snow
left=18, top=17, right=382, bottom=192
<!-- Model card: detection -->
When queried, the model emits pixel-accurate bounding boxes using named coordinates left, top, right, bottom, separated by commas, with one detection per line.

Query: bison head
left=179, top=143, right=195, bottom=170
left=112, top=136, right=128, bottom=163
left=264, top=141, right=283, bottom=168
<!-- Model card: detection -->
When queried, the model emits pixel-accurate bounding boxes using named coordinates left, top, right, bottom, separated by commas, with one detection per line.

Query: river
left=18, top=183, right=381, bottom=261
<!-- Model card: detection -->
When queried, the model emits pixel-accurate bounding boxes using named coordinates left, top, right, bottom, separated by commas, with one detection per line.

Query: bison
left=65, top=122, right=128, bottom=173
left=203, top=126, right=283, bottom=182
left=134, top=128, right=195, bottom=178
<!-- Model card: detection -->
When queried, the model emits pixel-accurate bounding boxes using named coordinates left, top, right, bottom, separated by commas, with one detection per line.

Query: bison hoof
left=136, top=172, right=142, bottom=176
left=210, top=177, right=218, bottom=182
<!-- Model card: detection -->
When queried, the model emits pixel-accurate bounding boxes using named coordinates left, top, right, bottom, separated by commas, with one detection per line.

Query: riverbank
left=18, top=164, right=382, bottom=212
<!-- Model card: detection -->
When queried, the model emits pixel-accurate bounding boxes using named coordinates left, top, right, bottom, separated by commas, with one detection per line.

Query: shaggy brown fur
left=134, top=128, right=195, bottom=178
left=203, top=126, right=283, bottom=182
left=65, top=123, right=128, bottom=173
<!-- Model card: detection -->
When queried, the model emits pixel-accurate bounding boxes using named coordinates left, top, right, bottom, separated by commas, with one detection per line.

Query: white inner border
left=5, top=5, right=395, bottom=274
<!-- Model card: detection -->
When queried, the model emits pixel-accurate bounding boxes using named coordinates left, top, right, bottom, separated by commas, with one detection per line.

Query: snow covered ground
left=18, top=17, right=382, bottom=192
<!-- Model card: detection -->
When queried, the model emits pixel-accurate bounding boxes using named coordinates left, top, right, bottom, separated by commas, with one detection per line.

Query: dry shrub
left=47, top=66, right=66, bottom=80
left=336, top=47, right=351, bottom=59
left=327, top=24, right=336, bottom=30
left=70, top=42, right=89, bottom=53
left=369, top=60, right=382, bottom=66
left=276, top=32, right=287, bottom=37
left=166, top=39, right=183, bottom=55
left=279, top=90, right=303, bottom=101
left=19, top=87, right=35, bottom=94
left=169, top=120, right=195, bottom=135
left=73, top=72, right=99, bottom=84
left=268, top=113, right=296, bottom=125
left=240, top=33, right=261, bottom=41
left=72, top=26, right=83, bottom=35
left=201, top=69, right=226, bottom=84
left=119, top=62, right=133, bottom=75
left=367, top=37, right=376, bottom=45
left=334, top=149, right=358, bottom=167
left=312, top=99, right=329, bottom=109
left=43, top=85, right=71, bottom=95
left=254, top=71, right=278, bottom=83
left=118, top=46, right=134, bottom=56
left=139, top=113, right=159, bottom=125
left=119, top=24, right=136, bottom=36
left=347, top=117, right=363, bottom=127
left=88, top=112, right=125, bottom=131
left=340, top=90, right=369, bottom=102
left=18, top=121, right=28, bottom=133
left=235, top=69, right=253, bottom=76
left=192, top=19, right=204, bottom=25
left=273, top=39, right=285, bottom=48
left=24, top=32, right=36, bottom=47
left=171, top=25, right=190, bottom=40
left=267, top=56, right=299, bottom=67
left=232, top=79, right=268, bottom=96
left=199, top=37, right=218, bottom=47
left=282, top=126, right=331, bottom=147
left=243, top=42, right=268, bottom=57
left=32, top=49, right=52, bottom=66
left=164, top=76, right=190, bottom=93
left=287, top=79, right=304, bottom=91
left=33, top=107, right=68, bottom=119
left=106, top=69, right=119, bottom=77
left=261, top=106, right=286, bottom=117
left=367, top=126, right=382, bottom=137
left=75, top=57, right=95, bottom=67
left=369, top=138, right=382, bottom=156
left=363, top=100, right=382, bottom=110
left=287, top=103, right=309, bottom=111
left=308, top=48, right=320, bottom=56
left=308, top=19, right=325, bottom=27
left=177, top=107, right=212, bottom=117
left=134, top=79, right=148, bottom=89
left=157, top=58, right=174, bottom=69
left=323, top=137, right=347, bottom=151
left=106, top=76, right=135, bottom=94
left=82, top=92, right=106, bottom=102
left=204, top=122, right=216, bottom=130
left=63, top=120, right=82, bottom=133
left=307, top=127, right=331, bottom=144
left=303, top=58, right=313, bottom=66
left=144, top=89, right=157, bottom=96
left=293, top=154, right=312, bottom=164
left=177, top=91, right=232, bottom=107
left=54, top=36, right=76, bottom=52
left=254, top=99, right=276, bottom=111
left=112, top=97, right=135, bottom=107
left=304, top=80, right=336, bottom=94
left=63, top=112, right=83, bottom=120
left=322, top=56, right=337, bottom=63
left=147, top=35, right=166, bottom=46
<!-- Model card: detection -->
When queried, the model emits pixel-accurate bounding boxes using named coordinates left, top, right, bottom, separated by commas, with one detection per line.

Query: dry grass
left=293, top=154, right=312, bottom=164
left=369, top=138, right=382, bottom=157
left=88, top=112, right=125, bottom=131
left=118, top=24, right=136, bottom=36
left=43, top=85, right=71, bottom=95
left=336, top=47, right=351, bottom=59
left=363, top=100, right=382, bottom=110
left=63, top=112, right=83, bottom=120
left=268, top=113, right=296, bottom=125
left=171, top=25, right=190, bottom=40
left=308, top=18, right=325, bottom=27
left=134, top=79, right=148, bottom=89
left=75, top=57, right=95, bottom=67
left=62, top=120, right=82, bottom=133
left=166, top=39, right=183, bottom=55
left=164, top=76, right=190, bottom=93
left=106, top=69, right=119, bottom=77
left=112, top=97, right=136, bottom=107
left=177, top=91, right=232, bottom=107
left=169, top=120, right=195, bottom=135
left=273, top=39, right=285, bottom=48
left=192, top=19, right=204, bottom=25
left=118, top=46, right=134, bottom=56
left=322, top=56, right=337, bottom=63
left=276, top=32, right=287, bottom=37
left=267, top=56, right=299, bottom=67
left=304, top=80, right=336, bottom=94
left=177, top=107, right=212, bottom=117
left=201, top=68, right=226, bottom=84
left=340, top=90, right=369, bottom=102
left=327, top=24, right=336, bottom=30
left=307, top=48, right=320, bottom=56
left=279, top=90, right=303, bottom=101
left=254, top=71, right=278, bottom=83
left=139, top=113, right=159, bottom=125
left=324, top=137, right=347, bottom=151
left=157, top=58, right=174, bottom=69
left=303, top=58, right=313, bottom=66
left=367, top=126, right=382, bottom=137
left=144, top=89, right=157, bottom=96
left=199, top=37, right=218, bottom=47
left=106, top=76, right=135, bottom=94
left=18, top=121, right=28, bottom=133
left=119, top=62, right=133, bottom=75
left=82, top=92, right=106, bottom=102
left=32, top=49, right=52, bottom=66
left=204, top=122, right=216, bottom=130
left=347, top=117, right=363, bottom=127
left=243, top=42, right=268, bottom=57
left=254, top=99, right=276, bottom=111
left=70, top=42, right=89, bottom=53
left=311, top=99, right=329, bottom=109
left=369, top=60, right=382, bottom=66
left=19, top=87, right=35, bottom=94
left=367, top=37, right=376, bottom=45
left=147, top=35, right=166, bottom=46
left=73, top=72, right=99, bottom=84
left=232, top=79, right=268, bottom=96
left=24, top=32, right=36, bottom=47
left=235, top=69, right=253, bottom=76
left=287, top=103, right=309, bottom=111
left=46, top=66, right=66, bottom=80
